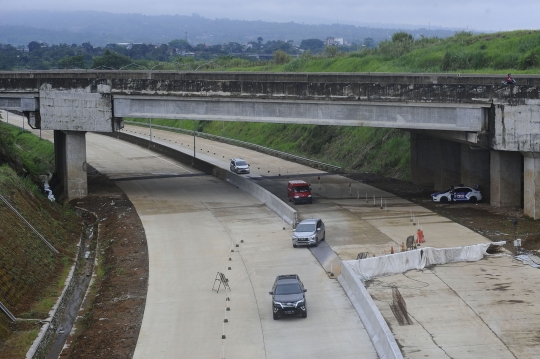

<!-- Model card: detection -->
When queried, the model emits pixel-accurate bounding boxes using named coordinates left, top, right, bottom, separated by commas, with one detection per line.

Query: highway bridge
left=0, top=71, right=539, bottom=218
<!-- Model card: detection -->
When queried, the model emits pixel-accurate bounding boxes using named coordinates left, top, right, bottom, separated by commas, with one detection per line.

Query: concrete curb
left=104, top=131, right=297, bottom=226
left=338, top=261, right=403, bottom=359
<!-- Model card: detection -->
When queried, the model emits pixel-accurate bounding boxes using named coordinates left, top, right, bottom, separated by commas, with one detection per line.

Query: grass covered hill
left=166, top=30, right=540, bottom=74
left=0, top=121, right=81, bottom=354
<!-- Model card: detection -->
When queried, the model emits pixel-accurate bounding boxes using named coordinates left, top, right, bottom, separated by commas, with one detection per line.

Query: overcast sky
left=4, top=0, right=540, bottom=32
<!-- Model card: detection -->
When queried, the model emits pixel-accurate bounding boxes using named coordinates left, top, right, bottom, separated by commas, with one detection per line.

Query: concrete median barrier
left=338, top=261, right=403, bottom=359
left=104, top=131, right=297, bottom=226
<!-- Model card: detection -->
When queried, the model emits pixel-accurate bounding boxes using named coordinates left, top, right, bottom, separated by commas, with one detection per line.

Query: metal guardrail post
left=0, top=195, right=59, bottom=254
left=0, top=301, right=16, bottom=322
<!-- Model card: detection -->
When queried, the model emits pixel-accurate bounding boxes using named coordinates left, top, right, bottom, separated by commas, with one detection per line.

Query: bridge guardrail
left=123, top=120, right=342, bottom=173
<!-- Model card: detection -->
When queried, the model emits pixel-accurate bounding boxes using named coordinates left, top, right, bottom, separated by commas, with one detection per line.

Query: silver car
left=230, top=158, right=250, bottom=174
left=292, top=218, right=325, bottom=248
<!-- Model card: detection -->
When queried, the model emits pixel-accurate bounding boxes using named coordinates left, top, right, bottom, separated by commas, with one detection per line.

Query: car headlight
left=273, top=301, right=283, bottom=308
left=294, top=299, right=305, bottom=307
left=294, top=195, right=299, bottom=198
left=308, top=195, right=312, bottom=197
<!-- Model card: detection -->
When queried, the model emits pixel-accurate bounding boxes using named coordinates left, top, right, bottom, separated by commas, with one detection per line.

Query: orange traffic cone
left=401, top=242, right=405, bottom=252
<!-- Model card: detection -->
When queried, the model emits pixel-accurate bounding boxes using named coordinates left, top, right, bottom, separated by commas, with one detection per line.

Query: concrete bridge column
left=523, top=152, right=540, bottom=219
left=490, top=150, right=521, bottom=208
left=54, top=130, right=87, bottom=201
left=461, top=145, right=490, bottom=201
left=433, top=139, right=461, bottom=191
left=410, top=133, right=435, bottom=186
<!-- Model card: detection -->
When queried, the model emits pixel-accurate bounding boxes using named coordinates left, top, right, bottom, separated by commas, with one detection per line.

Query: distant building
left=117, top=43, right=133, bottom=49
left=325, top=37, right=344, bottom=46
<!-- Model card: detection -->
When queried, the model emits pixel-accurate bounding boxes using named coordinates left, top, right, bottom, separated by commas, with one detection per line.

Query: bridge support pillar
left=523, top=152, right=540, bottom=219
left=461, top=145, right=490, bottom=201
left=410, top=133, right=435, bottom=186
left=433, top=139, right=461, bottom=191
left=54, top=130, right=87, bottom=201
left=490, top=150, right=521, bottom=208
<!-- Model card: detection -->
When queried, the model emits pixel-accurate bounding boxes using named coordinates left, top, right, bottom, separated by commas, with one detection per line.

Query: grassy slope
left=129, top=118, right=411, bottom=179
left=134, top=31, right=539, bottom=180
left=0, top=122, right=81, bottom=354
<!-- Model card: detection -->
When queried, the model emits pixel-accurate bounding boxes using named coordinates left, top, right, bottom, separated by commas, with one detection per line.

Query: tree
left=273, top=50, right=291, bottom=65
left=257, top=37, right=263, bottom=47
left=300, top=39, right=325, bottom=53
left=363, top=37, right=375, bottom=49
left=58, top=55, right=86, bottom=69
left=91, top=49, right=132, bottom=69
left=392, top=32, right=413, bottom=43
left=324, top=45, right=339, bottom=58
left=168, top=39, right=191, bottom=50
left=28, top=41, right=41, bottom=52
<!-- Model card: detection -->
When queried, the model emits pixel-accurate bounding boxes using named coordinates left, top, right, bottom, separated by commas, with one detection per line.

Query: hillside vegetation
left=0, top=121, right=81, bottom=354
left=129, top=119, right=411, bottom=179
left=125, top=31, right=540, bottom=180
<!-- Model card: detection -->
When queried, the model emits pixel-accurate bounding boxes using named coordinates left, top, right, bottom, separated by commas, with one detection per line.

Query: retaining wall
left=338, top=261, right=403, bottom=359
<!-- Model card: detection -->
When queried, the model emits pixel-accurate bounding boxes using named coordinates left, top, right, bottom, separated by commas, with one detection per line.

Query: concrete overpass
left=0, top=71, right=539, bottom=218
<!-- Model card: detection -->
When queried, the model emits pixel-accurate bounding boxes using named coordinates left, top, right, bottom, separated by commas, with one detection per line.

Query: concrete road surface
left=4, top=112, right=540, bottom=358
left=86, top=133, right=378, bottom=358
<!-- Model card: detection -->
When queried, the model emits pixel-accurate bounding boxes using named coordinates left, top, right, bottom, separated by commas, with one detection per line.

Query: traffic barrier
left=104, top=131, right=298, bottom=227
left=338, top=262, right=403, bottom=359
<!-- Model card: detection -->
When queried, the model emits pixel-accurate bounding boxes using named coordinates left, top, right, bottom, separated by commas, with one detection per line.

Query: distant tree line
left=0, top=36, right=377, bottom=70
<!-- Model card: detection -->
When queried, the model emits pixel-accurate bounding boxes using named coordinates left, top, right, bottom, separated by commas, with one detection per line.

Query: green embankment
left=221, top=30, right=540, bottom=73
left=130, top=31, right=540, bottom=179
left=128, top=119, right=411, bottom=179
left=0, top=121, right=81, bottom=352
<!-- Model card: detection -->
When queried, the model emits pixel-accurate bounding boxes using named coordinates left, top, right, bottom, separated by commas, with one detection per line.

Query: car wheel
left=273, top=313, right=279, bottom=320
left=322, top=231, right=326, bottom=241
left=293, top=244, right=297, bottom=248
left=301, top=311, right=307, bottom=318
left=440, top=197, right=449, bottom=203
left=313, top=240, right=318, bottom=247
left=469, top=196, right=477, bottom=203
left=293, top=199, right=297, bottom=205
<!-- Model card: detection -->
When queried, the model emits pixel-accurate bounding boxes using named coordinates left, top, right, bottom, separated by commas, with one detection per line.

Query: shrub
left=273, top=50, right=291, bottom=65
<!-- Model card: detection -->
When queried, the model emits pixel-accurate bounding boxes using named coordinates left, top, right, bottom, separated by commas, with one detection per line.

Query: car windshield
left=295, top=223, right=315, bottom=232
left=294, top=186, right=310, bottom=192
left=236, top=160, right=247, bottom=166
left=275, top=283, right=302, bottom=295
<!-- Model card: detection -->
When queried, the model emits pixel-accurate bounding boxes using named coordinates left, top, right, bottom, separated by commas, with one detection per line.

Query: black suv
left=269, top=274, right=307, bottom=320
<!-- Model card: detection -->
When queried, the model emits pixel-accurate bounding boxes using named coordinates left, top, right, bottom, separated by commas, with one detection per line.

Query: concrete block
left=40, top=84, right=113, bottom=132
left=492, top=104, right=540, bottom=152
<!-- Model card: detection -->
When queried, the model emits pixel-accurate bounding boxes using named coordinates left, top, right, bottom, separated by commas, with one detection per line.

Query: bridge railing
left=123, top=120, right=342, bottom=173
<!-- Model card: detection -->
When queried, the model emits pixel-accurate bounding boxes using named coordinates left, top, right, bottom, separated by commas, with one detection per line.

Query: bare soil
left=58, top=168, right=148, bottom=359
left=345, top=172, right=540, bottom=252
